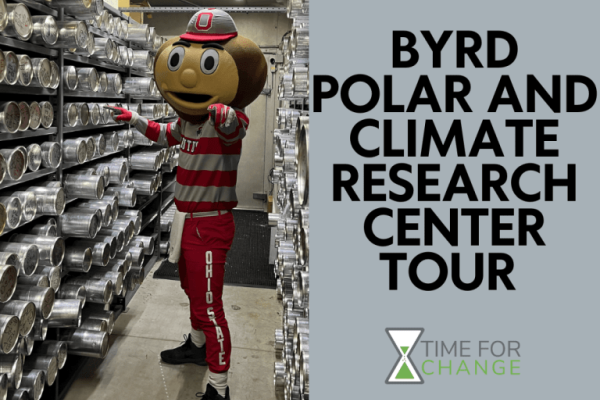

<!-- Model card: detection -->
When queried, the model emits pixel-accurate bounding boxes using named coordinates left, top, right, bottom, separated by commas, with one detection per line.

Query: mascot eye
left=200, top=49, right=219, bottom=75
left=168, top=47, right=185, bottom=71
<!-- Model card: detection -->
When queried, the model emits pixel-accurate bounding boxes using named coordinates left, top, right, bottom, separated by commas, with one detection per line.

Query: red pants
left=178, top=212, right=235, bottom=373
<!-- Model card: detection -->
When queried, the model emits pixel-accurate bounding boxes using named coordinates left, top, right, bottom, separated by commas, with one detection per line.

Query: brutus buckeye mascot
left=108, top=9, right=267, bottom=400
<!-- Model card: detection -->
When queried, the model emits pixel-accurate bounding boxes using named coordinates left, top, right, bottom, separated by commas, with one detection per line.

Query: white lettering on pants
left=206, top=254, right=226, bottom=365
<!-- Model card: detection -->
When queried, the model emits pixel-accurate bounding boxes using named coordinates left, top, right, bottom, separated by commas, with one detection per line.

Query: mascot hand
left=105, top=106, right=139, bottom=124
left=208, top=104, right=238, bottom=131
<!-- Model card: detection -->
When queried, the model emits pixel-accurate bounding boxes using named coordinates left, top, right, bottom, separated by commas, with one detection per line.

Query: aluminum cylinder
left=28, top=319, right=47, bottom=343
left=72, top=240, right=109, bottom=266
left=96, top=162, right=126, bottom=184
left=31, top=15, right=58, bottom=46
left=9, top=235, right=64, bottom=268
left=39, top=102, right=54, bottom=129
left=0, top=253, right=18, bottom=270
left=85, top=198, right=118, bottom=221
left=51, top=21, right=88, bottom=49
left=104, top=187, right=136, bottom=207
left=112, top=220, right=134, bottom=242
left=86, top=270, right=122, bottom=295
left=88, top=103, right=101, bottom=126
left=12, top=286, right=53, bottom=319
left=62, top=104, right=78, bottom=128
left=17, top=275, right=48, bottom=288
left=79, top=318, right=106, bottom=332
left=49, top=61, right=59, bottom=89
left=0, top=150, right=25, bottom=181
left=56, top=284, right=86, bottom=308
left=104, top=132, right=119, bottom=152
left=64, top=174, right=104, bottom=200
left=94, top=232, right=122, bottom=255
left=0, top=301, right=36, bottom=337
left=127, top=24, right=149, bottom=43
left=37, top=145, right=59, bottom=173
left=19, top=369, right=44, bottom=400
left=0, top=51, right=5, bottom=84
left=122, top=77, right=153, bottom=96
left=104, top=73, right=122, bottom=95
left=25, top=144, right=41, bottom=172
left=75, top=68, right=98, bottom=92
left=2, top=52, right=18, bottom=86
left=63, top=65, right=78, bottom=91
left=116, top=129, right=132, bottom=148
left=82, top=305, right=114, bottom=334
left=16, top=56, right=32, bottom=87
left=118, top=246, right=143, bottom=268
left=24, top=355, right=56, bottom=386
left=0, top=354, right=22, bottom=389
left=116, top=215, right=141, bottom=235
left=47, top=299, right=82, bottom=328
left=59, top=212, right=99, bottom=239
left=159, top=241, right=169, bottom=255
left=61, top=138, right=84, bottom=164
left=35, top=266, right=60, bottom=292
left=90, top=134, right=106, bottom=157
left=129, top=235, right=155, bottom=255
left=29, top=58, right=52, bottom=88
left=130, top=152, right=160, bottom=172
left=0, top=244, right=37, bottom=276
left=0, top=101, right=20, bottom=133
left=73, top=103, right=89, bottom=127
left=72, top=203, right=111, bottom=227
left=10, top=192, right=35, bottom=222
left=0, top=197, right=21, bottom=229
left=65, top=328, right=108, bottom=359
left=3, top=4, right=33, bottom=41
left=64, top=277, right=111, bottom=305
left=27, top=186, right=64, bottom=216
left=0, top=265, right=17, bottom=304
left=27, top=103, right=41, bottom=131
left=28, top=223, right=56, bottom=237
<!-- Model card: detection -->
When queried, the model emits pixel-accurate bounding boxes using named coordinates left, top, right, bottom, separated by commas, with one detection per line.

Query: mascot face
left=154, top=9, right=268, bottom=123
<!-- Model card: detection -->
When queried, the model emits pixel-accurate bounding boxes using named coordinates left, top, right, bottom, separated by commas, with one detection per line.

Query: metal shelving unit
left=0, top=3, right=173, bottom=400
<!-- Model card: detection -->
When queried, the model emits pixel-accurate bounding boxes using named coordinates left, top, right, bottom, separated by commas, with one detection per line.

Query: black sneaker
left=196, top=384, right=230, bottom=400
left=160, top=334, right=207, bottom=366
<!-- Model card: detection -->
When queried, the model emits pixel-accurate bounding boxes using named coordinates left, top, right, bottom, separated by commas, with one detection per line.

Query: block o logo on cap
left=195, top=12, right=213, bottom=31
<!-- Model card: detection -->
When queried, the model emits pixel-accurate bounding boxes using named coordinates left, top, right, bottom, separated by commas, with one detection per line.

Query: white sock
left=190, top=326, right=206, bottom=347
left=208, top=371, right=228, bottom=397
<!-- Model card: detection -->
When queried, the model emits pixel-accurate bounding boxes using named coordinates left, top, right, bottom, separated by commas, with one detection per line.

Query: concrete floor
left=64, top=260, right=280, bottom=400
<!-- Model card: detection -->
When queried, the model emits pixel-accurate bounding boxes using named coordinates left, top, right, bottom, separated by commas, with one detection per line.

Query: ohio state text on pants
left=178, top=212, right=235, bottom=373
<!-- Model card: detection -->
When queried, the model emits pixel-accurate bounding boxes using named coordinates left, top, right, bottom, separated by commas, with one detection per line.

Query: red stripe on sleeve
left=166, top=123, right=180, bottom=146
left=177, top=167, right=238, bottom=187
left=145, top=120, right=161, bottom=142
left=236, top=111, right=249, bottom=128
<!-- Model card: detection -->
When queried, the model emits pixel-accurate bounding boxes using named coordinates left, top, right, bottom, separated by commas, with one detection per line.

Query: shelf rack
left=0, top=3, right=173, bottom=400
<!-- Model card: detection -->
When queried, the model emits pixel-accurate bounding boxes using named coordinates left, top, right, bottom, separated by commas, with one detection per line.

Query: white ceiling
left=133, top=0, right=285, bottom=7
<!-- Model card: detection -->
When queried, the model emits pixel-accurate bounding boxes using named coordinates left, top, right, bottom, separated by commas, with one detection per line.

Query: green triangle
left=395, top=362, right=414, bottom=380
left=401, top=346, right=409, bottom=354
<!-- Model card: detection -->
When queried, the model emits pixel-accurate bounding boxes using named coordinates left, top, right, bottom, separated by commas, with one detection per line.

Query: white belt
left=185, top=210, right=230, bottom=218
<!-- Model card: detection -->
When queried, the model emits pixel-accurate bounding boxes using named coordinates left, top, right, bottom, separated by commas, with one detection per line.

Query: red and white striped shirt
left=135, top=108, right=249, bottom=212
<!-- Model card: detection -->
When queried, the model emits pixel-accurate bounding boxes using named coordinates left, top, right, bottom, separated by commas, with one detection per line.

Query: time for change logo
left=386, top=328, right=522, bottom=383
left=385, top=328, right=425, bottom=384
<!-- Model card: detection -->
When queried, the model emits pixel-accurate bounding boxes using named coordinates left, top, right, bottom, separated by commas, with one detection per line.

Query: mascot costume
left=108, top=9, right=267, bottom=400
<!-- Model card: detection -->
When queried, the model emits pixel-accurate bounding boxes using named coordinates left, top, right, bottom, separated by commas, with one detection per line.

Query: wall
left=148, top=12, right=291, bottom=211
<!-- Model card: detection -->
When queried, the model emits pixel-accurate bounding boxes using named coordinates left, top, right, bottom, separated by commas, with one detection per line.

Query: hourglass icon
left=386, top=328, right=425, bottom=384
